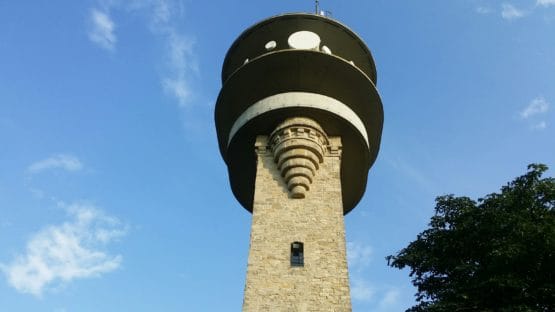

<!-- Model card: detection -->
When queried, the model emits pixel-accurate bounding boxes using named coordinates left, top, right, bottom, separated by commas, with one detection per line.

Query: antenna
left=314, top=0, right=332, bottom=17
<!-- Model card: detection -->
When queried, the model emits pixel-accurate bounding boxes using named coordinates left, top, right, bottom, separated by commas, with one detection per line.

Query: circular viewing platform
left=215, top=13, right=383, bottom=214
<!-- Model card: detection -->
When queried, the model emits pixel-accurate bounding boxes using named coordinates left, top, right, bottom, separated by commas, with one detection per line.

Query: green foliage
left=387, top=164, right=555, bottom=312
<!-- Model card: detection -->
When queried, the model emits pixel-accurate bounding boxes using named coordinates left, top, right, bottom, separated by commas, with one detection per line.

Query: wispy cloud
left=162, top=30, right=196, bottom=107
left=346, top=240, right=411, bottom=308
left=501, top=3, right=526, bottom=20
left=347, top=242, right=375, bottom=302
left=347, top=243, right=413, bottom=310
left=518, top=97, right=550, bottom=130
left=0, top=203, right=127, bottom=297
left=351, top=278, right=375, bottom=301
left=27, top=154, right=83, bottom=174
left=151, top=0, right=197, bottom=107
left=89, top=0, right=196, bottom=107
left=351, top=283, right=408, bottom=311
left=163, top=76, right=190, bottom=107
left=476, top=6, right=492, bottom=14
left=520, top=96, right=550, bottom=119
left=142, top=0, right=198, bottom=107
left=532, top=121, right=547, bottom=130
left=347, top=241, right=373, bottom=270
left=88, top=9, right=116, bottom=51
left=484, top=1, right=554, bottom=20
left=537, top=0, right=555, bottom=7
left=378, top=288, right=401, bottom=311
left=385, top=156, right=436, bottom=193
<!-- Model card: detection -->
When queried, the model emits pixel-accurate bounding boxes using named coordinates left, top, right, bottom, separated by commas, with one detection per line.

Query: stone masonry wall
left=242, top=135, right=351, bottom=312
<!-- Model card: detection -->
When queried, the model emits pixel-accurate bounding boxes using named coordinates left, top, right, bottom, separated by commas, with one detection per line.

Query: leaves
left=388, top=164, right=555, bottom=311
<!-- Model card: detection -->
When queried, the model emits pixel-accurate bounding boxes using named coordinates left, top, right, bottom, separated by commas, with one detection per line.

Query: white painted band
left=228, top=92, right=369, bottom=147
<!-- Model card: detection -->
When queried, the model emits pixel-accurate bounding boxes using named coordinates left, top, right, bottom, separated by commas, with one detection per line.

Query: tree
left=387, top=164, right=555, bottom=312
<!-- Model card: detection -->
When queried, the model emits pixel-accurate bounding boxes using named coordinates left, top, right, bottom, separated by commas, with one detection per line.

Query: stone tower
left=215, top=13, right=383, bottom=311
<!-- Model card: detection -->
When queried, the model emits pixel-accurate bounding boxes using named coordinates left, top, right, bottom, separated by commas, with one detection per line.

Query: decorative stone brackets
left=269, top=117, right=329, bottom=198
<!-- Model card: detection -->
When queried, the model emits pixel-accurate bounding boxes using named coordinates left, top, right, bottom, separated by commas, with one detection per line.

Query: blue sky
left=1, top=0, right=554, bottom=311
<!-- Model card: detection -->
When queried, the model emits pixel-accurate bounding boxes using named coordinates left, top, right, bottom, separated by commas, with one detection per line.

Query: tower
left=215, top=13, right=383, bottom=311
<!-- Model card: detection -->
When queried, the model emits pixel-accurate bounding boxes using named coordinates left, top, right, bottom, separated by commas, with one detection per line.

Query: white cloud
left=347, top=242, right=373, bottom=270
left=482, top=1, right=554, bottom=20
left=127, top=0, right=197, bottom=107
left=351, top=279, right=375, bottom=301
left=0, top=204, right=127, bottom=297
left=27, top=154, right=83, bottom=174
left=347, top=242, right=410, bottom=308
left=152, top=0, right=172, bottom=26
left=167, top=31, right=195, bottom=75
left=90, top=0, right=196, bottom=107
left=532, top=121, right=547, bottom=130
left=163, top=77, right=190, bottom=107
left=537, top=0, right=555, bottom=7
left=88, top=9, right=116, bottom=51
left=501, top=3, right=525, bottom=20
left=162, top=31, right=196, bottom=106
left=476, top=6, right=492, bottom=14
left=378, top=288, right=401, bottom=311
left=348, top=242, right=377, bottom=303
left=520, top=97, right=550, bottom=119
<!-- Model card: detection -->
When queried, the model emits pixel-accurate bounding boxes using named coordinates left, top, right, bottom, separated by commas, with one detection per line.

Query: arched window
left=290, top=242, right=304, bottom=267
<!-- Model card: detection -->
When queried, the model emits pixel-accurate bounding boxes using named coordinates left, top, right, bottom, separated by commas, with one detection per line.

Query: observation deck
left=215, top=13, right=383, bottom=214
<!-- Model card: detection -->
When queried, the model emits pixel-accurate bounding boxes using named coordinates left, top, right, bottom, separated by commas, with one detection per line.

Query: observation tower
left=215, top=12, right=383, bottom=311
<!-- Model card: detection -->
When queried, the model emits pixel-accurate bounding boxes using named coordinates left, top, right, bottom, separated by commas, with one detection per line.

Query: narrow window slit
left=291, top=242, right=304, bottom=267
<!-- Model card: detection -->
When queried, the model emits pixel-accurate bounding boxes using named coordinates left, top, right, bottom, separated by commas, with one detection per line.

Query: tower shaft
left=243, top=120, right=351, bottom=311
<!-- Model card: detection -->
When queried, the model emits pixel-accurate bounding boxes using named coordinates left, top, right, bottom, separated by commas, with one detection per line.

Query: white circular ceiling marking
left=287, top=31, right=321, bottom=50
